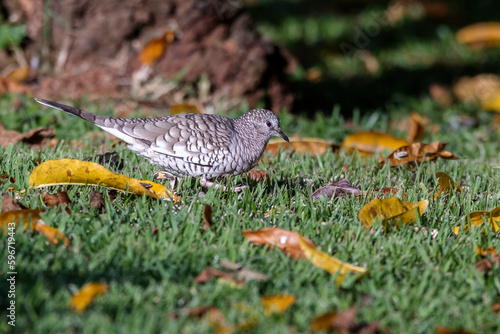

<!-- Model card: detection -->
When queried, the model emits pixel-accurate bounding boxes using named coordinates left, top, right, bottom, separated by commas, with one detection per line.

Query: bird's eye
left=266, top=121, right=272, bottom=127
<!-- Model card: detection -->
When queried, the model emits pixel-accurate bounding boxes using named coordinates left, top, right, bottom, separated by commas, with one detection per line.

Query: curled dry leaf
left=358, top=197, right=429, bottom=229
left=453, top=206, right=500, bottom=234
left=380, top=142, right=459, bottom=167
left=341, top=131, right=410, bottom=153
left=435, top=172, right=462, bottom=199
left=69, top=282, right=109, bottom=313
left=312, top=179, right=362, bottom=201
left=265, top=138, right=339, bottom=157
left=0, top=124, right=55, bottom=148
left=260, top=295, right=296, bottom=315
left=2, top=193, right=26, bottom=212
left=407, top=113, right=426, bottom=142
left=42, top=190, right=72, bottom=214
left=245, top=169, right=268, bottom=182
left=139, top=31, right=175, bottom=66
left=298, top=236, right=367, bottom=284
left=201, top=204, right=213, bottom=232
left=242, top=227, right=317, bottom=259
left=456, top=22, right=500, bottom=50
left=29, top=159, right=180, bottom=202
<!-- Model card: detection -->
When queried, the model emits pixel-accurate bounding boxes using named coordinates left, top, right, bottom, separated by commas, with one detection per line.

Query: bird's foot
left=200, top=179, right=248, bottom=193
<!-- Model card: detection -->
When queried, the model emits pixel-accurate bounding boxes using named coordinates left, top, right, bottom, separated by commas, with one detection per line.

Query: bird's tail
left=34, top=98, right=110, bottom=127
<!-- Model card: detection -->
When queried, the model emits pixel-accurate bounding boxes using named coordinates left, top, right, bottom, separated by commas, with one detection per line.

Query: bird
left=34, top=98, right=289, bottom=188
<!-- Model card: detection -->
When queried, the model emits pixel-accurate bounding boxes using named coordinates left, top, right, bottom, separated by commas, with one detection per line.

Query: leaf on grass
left=242, top=227, right=317, bottom=259
left=195, top=260, right=268, bottom=286
left=88, top=190, right=106, bottom=212
left=407, top=113, right=426, bottom=142
left=69, top=282, right=109, bottom=313
left=261, top=295, right=296, bottom=315
left=456, top=22, right=500, bottom=50
left=220, top=258, right=268, bottom=282
left=139, top=31, right=175, bottom=66
left=453, top=206, right=500, bottom=234
left=435, top=327, right=477, bottom=334
left=380, top=142, right=459, bottom=167
left=481, top=91, right=500, bottom=112
left=170, top=104, right=202, bottom=115
left=2, top=193, right=26, bottom=212
left=42, top=190, right=72, bottom=214
left=477, top=247, right=497, bottom=256
left=194, top=266, right=241, bottom=285
left=201, top=204, right=213, bottom=232
left=0, top=173, right=16, bottom=185
left=341, top=131, right=410, bottom=153
left=29, top=159, right=180, bottom=202
left=0, top=123, right=55, bottom=148
left=312, top=179, right=362, bottom=200
left=452, top=74, right=500, bottom=103
left=298, top=236, right=367, bottom=284
left=0, top=209, right=69, bottom=246
left=245, top=169, right=268, bottom=182
left=5, top=66, right=30, bottom=83
left=265, top=138, right=339, bottom=157
left=435, top=172, right=462, bottom=199
left=310, top=307, right=382, bottom=333
left=358, top=197, right=429, bottom=229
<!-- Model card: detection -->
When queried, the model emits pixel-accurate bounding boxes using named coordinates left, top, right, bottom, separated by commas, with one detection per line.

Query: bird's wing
left=115, top=114, right=234, bottom=166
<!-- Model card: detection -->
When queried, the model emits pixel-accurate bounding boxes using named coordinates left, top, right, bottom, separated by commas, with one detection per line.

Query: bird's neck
left=233, top=122, right=269, bottom=167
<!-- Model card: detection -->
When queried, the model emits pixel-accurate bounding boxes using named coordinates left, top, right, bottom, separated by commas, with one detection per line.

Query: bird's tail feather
left=34, top=98, right=109, bottom=127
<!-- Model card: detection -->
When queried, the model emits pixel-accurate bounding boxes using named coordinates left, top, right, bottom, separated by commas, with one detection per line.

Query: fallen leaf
left=0, top=76, right=32, bottom=95
left=33, top=220, right=70, bottom=247
left=260, top=295, right=296, bottom=315
left=193, top=266, right=241, bottom=285
left=201, top=204, right=213, bottom=232
left=456, top=22, right=500, bottom=50
left=358, top=197, right=429, bottom=229
left=265, top=138, right=339, bottom=157
left=492, top=302, right=500, bottom=314
left=29, top=159, right=180, bottom=202
left=429, top=83, right=453, bottom=107
left=0, top=123, right=55, bottom=148
left=341, top=131, right=410, bottom=153
left=310, top=307, right=382, bottom=333
left=69, top=282, right=109, bottom=313
left=312, top=179, right=362, bottom=200
left=480, top=91, right=500, bottom=112
left=380, top=142, right=459, bottom=167
left=453, top=206, right=500, bottom=234
left=245, top=169, right=268, bottom=182
left=5, top=66, right=30, bottom=83
left=453, top=74, right=500, bottom=103
left=42, top=190, right=72, bottom=214
left=407, top=113, right=426, bottom=142
left=88, top=190, right=106, bottom=212
left=298, top=236, right=367, bottom=284
left=435, top=172, right=463, bottom=199
left=220, top=258, right=268, bottom=282
left=242, top=227, right=317, bottom=259
left=2, top=193, right=26, bottom=212
left=477, top=247, right=497, bottom=256
left=170, top=104, right=201, bottom=115
left=435, top=327, right=477, bottom=334
left=139, top=31, right=175, bottom=66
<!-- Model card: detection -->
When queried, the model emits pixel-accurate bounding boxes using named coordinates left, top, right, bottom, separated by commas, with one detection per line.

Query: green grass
left=1, top=94, right=499, bottom=334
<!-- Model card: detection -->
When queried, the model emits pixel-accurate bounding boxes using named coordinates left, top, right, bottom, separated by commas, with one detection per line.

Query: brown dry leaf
left=435, top=327, right=477, bottom=334
left=492, top=302, right=500, bottom=314
left=69, top=282, right=109, bottom=313
left=260, top=295, right=296, bottom=316
left=2, top=193, right=26, bottom=212
left=245, top=169, right=268, bottom=182
left=429, top=83, right=453, bottom=107
left=341, top=131, right=410, bottom=153
left=193, top=266, right=241, bottom=285
left=310, top=307, right=382, bottom=333
left=242, top=227, right=317, bottom=259
left=201, top=204, right=213, bottom=232
left=0, top=76, right=32, bottom=95
left=0, top=173, right=16, bottom=185
left=380, top=142, right=459, bottom=167
left=407, top=113, right=426, bottom=142
left=358, top=197, right=429, bottom=229
left=0, top=124, right=55, bottom=148
left=29, top=159, right=180, bottom=202
left=265, top=138, right=339, bottom=157
left=170, top=103, right=201, bottom=115
left=42, top=190, right=72, bottom=214
left=453, top=206, right=500, bottom=234
left=453, top=74, right=500, bottom=103
left=88, top=190, right=106, bottom=212
left=434, top=172, right=462, bottom=199
left=0, top=209, right=70, bottom=246
left=298, top=236, right=367, bottom=284
left=312, top=179, right=362, bottom=201
left=456, top=22, right=500, bottom=50
left=139, top=31, right=175, bottom=66
left=477, top=247, right=497, bottom=256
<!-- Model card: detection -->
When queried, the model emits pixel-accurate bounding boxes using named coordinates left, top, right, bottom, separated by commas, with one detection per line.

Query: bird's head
left=239, top=109, right=289, bottom=143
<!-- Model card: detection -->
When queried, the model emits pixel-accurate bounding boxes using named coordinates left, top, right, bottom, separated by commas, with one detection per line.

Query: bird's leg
left=200, top=178, right=248, bottom=193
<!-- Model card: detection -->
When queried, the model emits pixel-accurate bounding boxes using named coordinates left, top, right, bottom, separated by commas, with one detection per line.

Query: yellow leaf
left=453, top=206, right=500, bottom=234
left=265, top=138, right=339, bottom=157
left=170, top=104, right=201, bottom=115
left=435, top=172, right=463, bottom=199
left=477, top=247, right=497, bottom=256
left=341, top=131, right=410, bottom=153
left=456, top=22, right=500, bottom=49
left=69, top=282, right=109, bottom=313
left=260, top=295, right=296, bottom=315
left=29, top=159, right=179, bottom=203
left=298, top=236, right=367, bottom=284
left=139, top=31, right=175, bottom=66
left=33, top=221, right=70, bottom=247
left=358, top=197, right=429, bottom=229
left=480, top=91, right=500, bottom=112
left=5, top=66, right=30, bottom=83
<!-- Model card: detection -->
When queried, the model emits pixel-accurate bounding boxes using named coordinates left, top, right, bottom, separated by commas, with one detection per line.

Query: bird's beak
left=277, top=129, right=289, bottom=142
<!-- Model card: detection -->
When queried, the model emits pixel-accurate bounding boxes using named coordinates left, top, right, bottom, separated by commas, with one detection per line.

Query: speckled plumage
left=35, top=98, right=289, bottom=180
